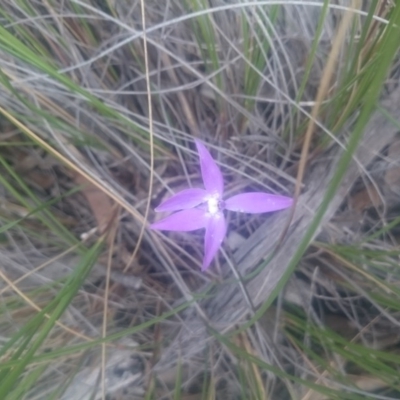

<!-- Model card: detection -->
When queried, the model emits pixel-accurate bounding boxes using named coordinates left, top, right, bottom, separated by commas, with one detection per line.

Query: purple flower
left=151, top=140, right=293, bottom=271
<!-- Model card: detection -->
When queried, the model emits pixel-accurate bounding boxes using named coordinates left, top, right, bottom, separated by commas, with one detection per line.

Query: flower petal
left=150, top=209, right=208, bottom=231
left=203, top=213, right=226, bottom=271
left=195, top=139, right=224, bottom=196
left=225, top=192, right=293, bottom=213
left=155, top=188, right=208, bottom=212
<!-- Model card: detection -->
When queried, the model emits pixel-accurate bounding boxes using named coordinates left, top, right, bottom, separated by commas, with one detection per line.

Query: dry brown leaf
left=348, top=184, right=382, bottom=212
left=11, top=149, right=56, bottom=190
left=74, top=173, right=115, bottom=232
left=25, top=170, right=55, bottom=189
left=351, top=375, right=388, bottom=392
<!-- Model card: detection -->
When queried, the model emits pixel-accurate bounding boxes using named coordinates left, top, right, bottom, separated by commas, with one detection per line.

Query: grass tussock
left=0, top=1, right=400, bottom=399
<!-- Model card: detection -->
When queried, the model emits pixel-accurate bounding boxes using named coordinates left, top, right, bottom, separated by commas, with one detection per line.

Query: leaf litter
left=0, top=1, right=400, bottom=399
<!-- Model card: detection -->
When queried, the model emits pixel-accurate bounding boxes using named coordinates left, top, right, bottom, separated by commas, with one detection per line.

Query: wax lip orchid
left=150, top=140, right=293, bottom=271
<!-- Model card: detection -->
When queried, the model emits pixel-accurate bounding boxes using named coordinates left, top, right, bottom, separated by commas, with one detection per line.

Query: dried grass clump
left=0, top=1, right=400, bottom=399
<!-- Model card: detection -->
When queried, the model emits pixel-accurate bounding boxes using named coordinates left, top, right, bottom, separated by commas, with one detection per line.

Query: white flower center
left=207, top=196, right=220, bottom=215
